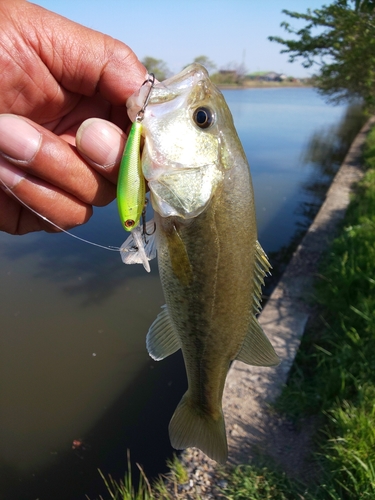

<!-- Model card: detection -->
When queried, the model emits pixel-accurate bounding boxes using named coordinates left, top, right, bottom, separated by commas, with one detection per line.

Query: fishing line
left=0, top=177, right=121, bottom=252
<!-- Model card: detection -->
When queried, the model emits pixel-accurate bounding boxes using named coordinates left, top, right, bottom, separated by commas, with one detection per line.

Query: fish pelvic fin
left=146, top=305, right=180, bottom=360
left=169, top=392, right=228, bottom=465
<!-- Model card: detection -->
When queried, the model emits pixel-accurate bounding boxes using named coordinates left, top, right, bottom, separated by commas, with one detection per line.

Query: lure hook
left=142, top=202, right=156, bottom=236
left=136, top=73, right=155, bottom=122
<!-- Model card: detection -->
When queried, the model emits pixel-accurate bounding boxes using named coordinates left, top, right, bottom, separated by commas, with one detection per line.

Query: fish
left=125, top=63, right=279, bottom=464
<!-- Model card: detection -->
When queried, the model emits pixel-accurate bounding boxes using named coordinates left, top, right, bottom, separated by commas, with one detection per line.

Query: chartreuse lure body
left=117, top=73, right=157, bottom=273
left=117, top=120, right=145, bottom=231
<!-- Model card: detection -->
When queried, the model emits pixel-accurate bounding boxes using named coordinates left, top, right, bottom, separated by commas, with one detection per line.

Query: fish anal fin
left=146, top=305, right=180, bottom=361
left=169, top=392, right=228, bottom=465
left=236, top=316, right=279, bottom=367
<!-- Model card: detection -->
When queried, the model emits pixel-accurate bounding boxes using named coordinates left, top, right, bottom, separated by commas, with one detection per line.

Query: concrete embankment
left=172, top=115, right=375, bottom=498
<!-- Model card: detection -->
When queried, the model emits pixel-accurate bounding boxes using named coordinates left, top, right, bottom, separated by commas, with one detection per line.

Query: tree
left=141, top=57, right=170, bottom=81
left=269, top=0, right=375, bottom=107
left=354, top=0, right=375, bottom=11
left=189, top=56, right=217, bottom=75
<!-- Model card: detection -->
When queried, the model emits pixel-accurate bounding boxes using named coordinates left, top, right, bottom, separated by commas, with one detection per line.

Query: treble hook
left=141, top=202, right=156, bottom=237
left=136, top=73, right=155, bottom=123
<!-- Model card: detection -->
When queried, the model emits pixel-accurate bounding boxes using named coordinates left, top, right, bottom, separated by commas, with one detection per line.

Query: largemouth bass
left=126, top=64, right=279, bottom=464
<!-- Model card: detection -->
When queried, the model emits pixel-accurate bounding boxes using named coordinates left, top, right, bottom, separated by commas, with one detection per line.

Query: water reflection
left=223, top=87, right=348, bottom=253
left=0, top=202, right=155, bottom=305
left=266, top=102, right=368, bottom=290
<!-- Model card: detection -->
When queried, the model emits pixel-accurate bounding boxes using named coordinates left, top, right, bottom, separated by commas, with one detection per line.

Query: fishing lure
left=117, top=120, right=145, bottom=231
left=117, top=74, right=158, bottom=272
left=117, top=74, right=155, bottom=232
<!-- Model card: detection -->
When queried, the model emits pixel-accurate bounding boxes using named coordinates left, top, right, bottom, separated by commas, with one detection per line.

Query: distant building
left=219, top=70, right=237, bottom=77
left=263, top=72, right=288, bottom=82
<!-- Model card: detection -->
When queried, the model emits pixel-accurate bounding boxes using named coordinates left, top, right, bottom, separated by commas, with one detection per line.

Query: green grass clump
left=219, top=464, right=306, bottom=500
left=97, top=451, right=153, bottom=500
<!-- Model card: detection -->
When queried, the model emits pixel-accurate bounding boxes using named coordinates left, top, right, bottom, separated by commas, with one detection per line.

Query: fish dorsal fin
left=252, top=240, right=271, bottom=313
left=235, top=241, right=279, bottom=367
left=146, top=305, right=181, bottom=361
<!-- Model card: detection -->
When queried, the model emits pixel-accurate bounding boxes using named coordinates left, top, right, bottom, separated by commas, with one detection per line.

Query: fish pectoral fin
left=169, top=392, right=228, bottom=465
left=120, top=220, right=157, bottom=272
left=236, top=316, right=280, bottom=367
left=146, top=305, right=181, bottom=360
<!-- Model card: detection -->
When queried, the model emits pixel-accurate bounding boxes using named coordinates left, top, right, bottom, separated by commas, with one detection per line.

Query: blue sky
left=32, top=0, right=327, bottom=77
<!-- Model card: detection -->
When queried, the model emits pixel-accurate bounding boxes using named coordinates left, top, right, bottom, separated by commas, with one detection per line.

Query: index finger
left=23, top=2, right=147, bottom=103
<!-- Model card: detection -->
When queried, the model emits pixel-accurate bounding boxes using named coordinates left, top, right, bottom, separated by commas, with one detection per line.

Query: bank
left=217, top=81, right=311, bottom=90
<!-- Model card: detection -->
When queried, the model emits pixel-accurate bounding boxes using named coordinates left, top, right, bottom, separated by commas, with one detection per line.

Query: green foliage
left=354, top=0, right=375, bottom=12
left=141, top=57, right=170, bottom=81
left=165, top=454, right=188, bottom=485
left=186, top=55, right=217, bottom=75
left=210, top=71, right=241, bottom=85
left=269, top=1, right=375, bottom=107
left=98, top=451, right=153, bottom=500
left=320, top=385, right=375, bottom=498
left=277, top=125, right=375, bottom=498
left=219, top=464, right=306, bottom=500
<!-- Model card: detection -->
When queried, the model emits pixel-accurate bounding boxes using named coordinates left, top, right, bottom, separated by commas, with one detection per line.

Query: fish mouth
left=127, top=64, right=211, bottom=122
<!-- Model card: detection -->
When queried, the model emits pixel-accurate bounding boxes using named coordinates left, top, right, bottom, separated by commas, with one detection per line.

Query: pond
left=0, top=87, right=348, bottom=499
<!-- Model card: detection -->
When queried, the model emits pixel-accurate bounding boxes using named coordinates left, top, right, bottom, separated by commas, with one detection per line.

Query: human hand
left=0, top=0, right=146, bottom=234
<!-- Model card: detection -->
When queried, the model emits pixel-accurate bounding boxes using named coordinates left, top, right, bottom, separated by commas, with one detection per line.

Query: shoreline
left=217, top=82, right=312, bottom=90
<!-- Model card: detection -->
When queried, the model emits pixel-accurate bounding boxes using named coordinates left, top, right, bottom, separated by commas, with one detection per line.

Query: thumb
left=76, top=118, right=126, bottom=184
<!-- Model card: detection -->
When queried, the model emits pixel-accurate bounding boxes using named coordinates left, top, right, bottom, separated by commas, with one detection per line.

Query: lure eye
left=125, top=219, right=135, bottom=228
left=193, top=107, right=214, bottom=129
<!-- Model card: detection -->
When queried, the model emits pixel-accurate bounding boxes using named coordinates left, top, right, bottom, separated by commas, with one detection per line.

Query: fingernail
left=76, top=118, right=125, bottom=168
left=0, top=114, right=41, bottom=162
left=0, top=157, right=25, bottom=188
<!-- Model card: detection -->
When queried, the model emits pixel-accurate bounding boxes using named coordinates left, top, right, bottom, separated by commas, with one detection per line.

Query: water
left=225, top=87, right=347, bottom=252
left=0, top=87, right=347, bottom=499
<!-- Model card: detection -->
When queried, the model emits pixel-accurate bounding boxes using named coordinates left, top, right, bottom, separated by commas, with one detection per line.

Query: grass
left=218, top=464, right=307, bottom=500
left=96, top=453, right=192, bottom=500
left=99, top=124, right=375, bottom=499
left=272, top=123, right=375, bottom=498
left=95, top=452, right=153, bottom=500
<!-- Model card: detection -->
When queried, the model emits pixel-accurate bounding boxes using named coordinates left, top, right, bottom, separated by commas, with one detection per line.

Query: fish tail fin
left=169, top=392, right=228, bottom=464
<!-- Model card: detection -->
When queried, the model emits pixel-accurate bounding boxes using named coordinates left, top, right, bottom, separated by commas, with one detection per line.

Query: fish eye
left=193, top=107, right=214, bottom=129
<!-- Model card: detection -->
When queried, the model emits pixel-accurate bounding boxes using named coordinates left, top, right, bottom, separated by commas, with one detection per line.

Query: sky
left=32, top=0, right=328, bottom=78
